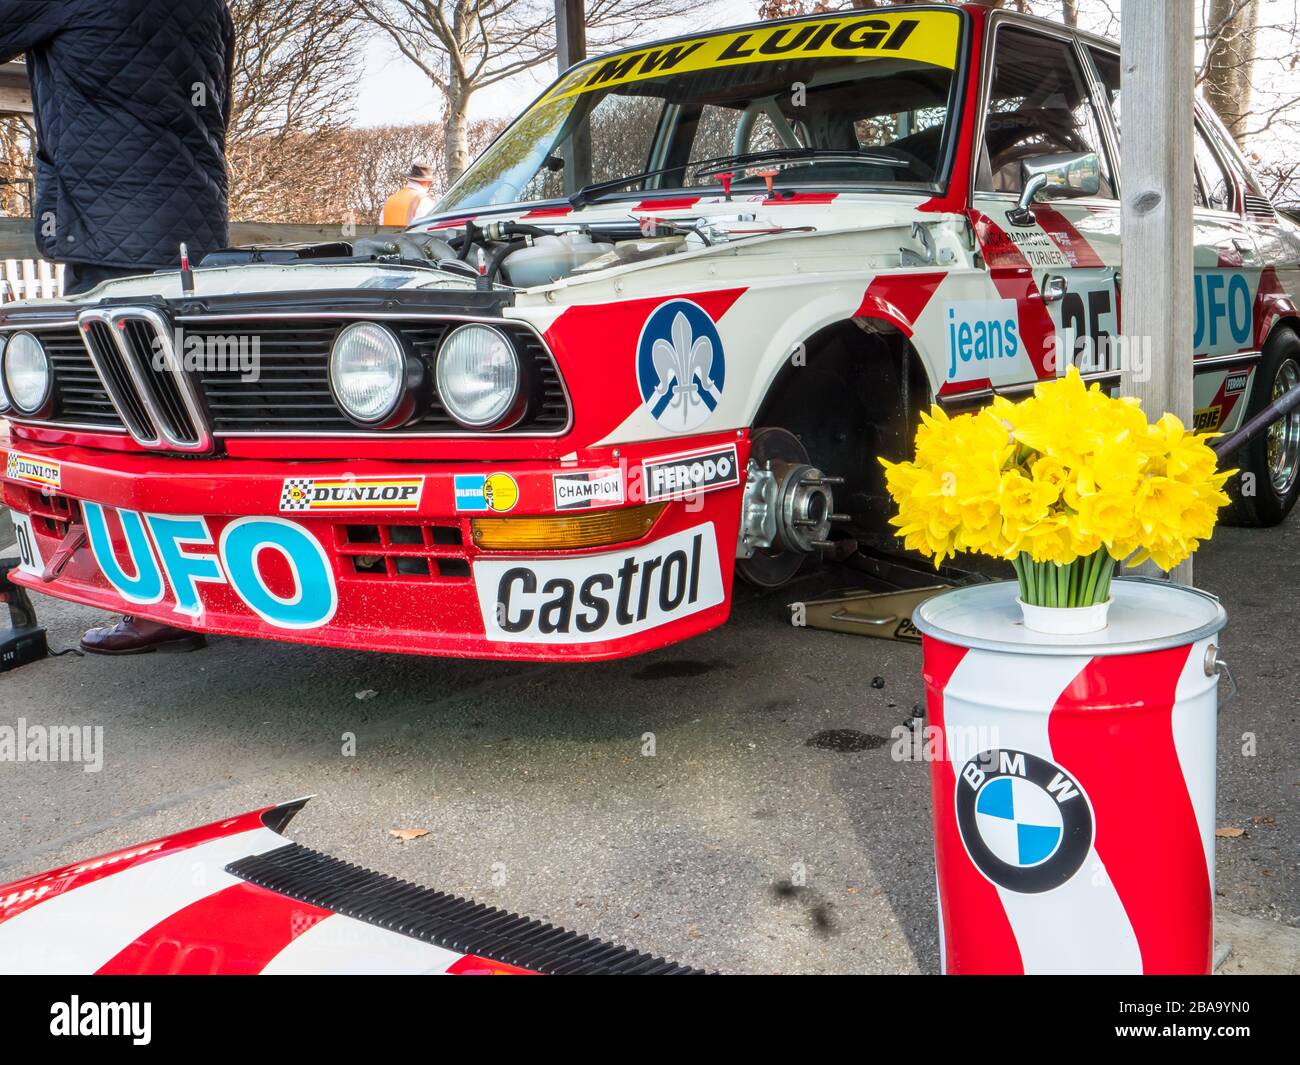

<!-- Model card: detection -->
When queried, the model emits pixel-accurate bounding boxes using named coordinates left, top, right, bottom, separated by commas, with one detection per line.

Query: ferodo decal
left=642, top=444, right=740, bottom=503
left=280, top=476, right=424, bottom=512
left=955, top=749, right=1094, bottom=894
left=5, top=451, right=60, bottom=489
left=637, top=299, right=725, bottom=432
left=542, top=10, right=960, bottom=102
left=553, top=468, right=624, bottom=511
left=82, top=502, right=337, bottom=630
left=454, top=472, right=519, bottom=513
left=944, top=299, right=1021, bottom=382
left=474, top=523, right=724, bottom=644
left=1225, top=370, right=1250, bottom=395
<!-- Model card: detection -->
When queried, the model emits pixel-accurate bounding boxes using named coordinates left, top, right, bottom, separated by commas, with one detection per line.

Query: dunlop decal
left=542, top=11, right=961, bottom=102
left=5, top=451, right=61, bottom=490
left=280, top=477, right=425, bottom=512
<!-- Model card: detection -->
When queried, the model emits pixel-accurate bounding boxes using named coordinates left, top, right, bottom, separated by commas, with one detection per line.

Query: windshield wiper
left=567, top=148, right=911, bottom=209
left=691, top=147, right=911, bottom=177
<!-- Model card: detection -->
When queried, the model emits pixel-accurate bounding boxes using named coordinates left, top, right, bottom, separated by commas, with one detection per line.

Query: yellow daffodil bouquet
left=880, top=367, right=1232, bottom=611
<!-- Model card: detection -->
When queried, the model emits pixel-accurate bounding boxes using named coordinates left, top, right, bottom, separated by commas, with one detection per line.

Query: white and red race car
left=0, top=798, right=697, bottom=975
left=2, top=3, right=1298, bottom=661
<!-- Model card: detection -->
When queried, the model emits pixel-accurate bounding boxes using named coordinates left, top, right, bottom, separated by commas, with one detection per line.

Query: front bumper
left=1, top=430, right=746, bottom=661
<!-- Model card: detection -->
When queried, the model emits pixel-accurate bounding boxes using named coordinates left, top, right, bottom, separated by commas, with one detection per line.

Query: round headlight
left=435, top=325, right=523, bottom=429
left=3, top=332, right=52, bottom=416
left=328, top=322, right=420, bottom=428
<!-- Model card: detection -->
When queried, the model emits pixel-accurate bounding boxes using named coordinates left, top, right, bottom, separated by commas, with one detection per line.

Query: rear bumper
left=2, top=430, right=746, bottom=661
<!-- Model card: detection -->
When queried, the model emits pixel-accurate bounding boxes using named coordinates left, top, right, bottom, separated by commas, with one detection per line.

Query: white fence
left=1, top=258, right=63, bottom=302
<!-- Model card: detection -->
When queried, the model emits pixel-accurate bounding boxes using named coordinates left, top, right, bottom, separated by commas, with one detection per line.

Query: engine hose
left=455, top=220, right=484, bottom=261
left=482, top=221, right=550, bottom=241
left=476, top=238, right=529, bottom=291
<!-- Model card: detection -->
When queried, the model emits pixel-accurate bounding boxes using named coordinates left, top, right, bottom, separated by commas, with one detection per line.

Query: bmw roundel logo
left=955, top=749, right=1093, bottom=894
left=636, top=299, right=725, bottom=432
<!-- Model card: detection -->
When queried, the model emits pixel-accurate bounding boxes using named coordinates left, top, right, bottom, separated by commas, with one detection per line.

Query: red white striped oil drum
left=914, top=579, right=1228, bottom=975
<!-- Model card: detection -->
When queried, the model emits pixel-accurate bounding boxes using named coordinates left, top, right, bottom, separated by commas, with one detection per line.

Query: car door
left=966, top=19, right=1121, bottom=395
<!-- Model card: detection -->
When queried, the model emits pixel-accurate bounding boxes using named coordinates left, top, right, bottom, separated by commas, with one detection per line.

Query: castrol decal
left=474, top=523, right=724, bottom=643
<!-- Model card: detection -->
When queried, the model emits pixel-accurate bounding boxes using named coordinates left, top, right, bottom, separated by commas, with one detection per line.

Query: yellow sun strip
left=542, top=10, right=961, bottom=103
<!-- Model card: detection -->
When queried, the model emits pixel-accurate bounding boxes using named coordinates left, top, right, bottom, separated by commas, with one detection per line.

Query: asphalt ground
left=0, top=513, right=1295, bottom=974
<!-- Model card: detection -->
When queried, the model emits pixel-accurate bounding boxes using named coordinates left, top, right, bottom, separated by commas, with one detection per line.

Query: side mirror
left=1007, top=151, right=1102, bottom=226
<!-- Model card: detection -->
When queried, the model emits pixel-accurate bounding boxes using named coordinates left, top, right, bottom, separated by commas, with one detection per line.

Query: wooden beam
left=0, top=218, right=400, bottom=260
left=0, top=60, right=32, bottom=117
left=1120, top=0, right=1195, bottom=585
left=555, top=0, right=587, bottom=72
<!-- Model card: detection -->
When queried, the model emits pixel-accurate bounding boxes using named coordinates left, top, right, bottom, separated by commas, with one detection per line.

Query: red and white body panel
left=0, top=800, right=658, bottom=975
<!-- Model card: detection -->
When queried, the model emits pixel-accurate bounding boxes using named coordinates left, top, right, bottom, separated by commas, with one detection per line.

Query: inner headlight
left=328, top=322, right=421, bottom=428
left=435, top=324, right=523, bottom=429
left=3, top=331, right=52, bottom=416
left=0, top=336, right=10, bottom=414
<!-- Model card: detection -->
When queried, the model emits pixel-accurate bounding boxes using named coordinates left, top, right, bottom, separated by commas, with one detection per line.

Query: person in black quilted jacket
left=1, top=0, right=234, bottom=655
left=0, top=0, right=235, bottom=296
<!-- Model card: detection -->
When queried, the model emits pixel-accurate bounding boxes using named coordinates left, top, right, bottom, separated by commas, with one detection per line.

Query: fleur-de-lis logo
left=636, top=301, right=725, bottom=432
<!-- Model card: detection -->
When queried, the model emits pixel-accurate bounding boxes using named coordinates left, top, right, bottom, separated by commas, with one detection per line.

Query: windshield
left=436, top=8, right=964, bottom=213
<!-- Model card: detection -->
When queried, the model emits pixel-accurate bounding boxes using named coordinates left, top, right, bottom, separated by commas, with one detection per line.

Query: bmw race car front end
left=0, top=281, right=750, bottom=662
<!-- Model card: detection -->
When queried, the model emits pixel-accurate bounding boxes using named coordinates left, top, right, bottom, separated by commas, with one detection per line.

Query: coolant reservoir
left=502, top=233, right=614, bottom=287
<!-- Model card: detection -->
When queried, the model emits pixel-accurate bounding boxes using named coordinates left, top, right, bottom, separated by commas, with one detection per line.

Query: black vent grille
left=193, top=318, right=569, bottom=434
left=227, top=843, right=705, bottom=975
left=42, top=327, right=125, bottom=429
left=1244, top=193, right=1277, bottom=221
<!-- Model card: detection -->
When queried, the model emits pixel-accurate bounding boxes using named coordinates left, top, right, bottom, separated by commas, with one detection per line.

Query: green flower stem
left=1082, top=549, right=1103, bottom=605
left=1017, top=549, right=1117, bottom=608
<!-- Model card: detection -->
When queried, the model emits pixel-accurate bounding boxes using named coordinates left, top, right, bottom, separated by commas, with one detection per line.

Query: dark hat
left=407, top=161, right=436, bottom=182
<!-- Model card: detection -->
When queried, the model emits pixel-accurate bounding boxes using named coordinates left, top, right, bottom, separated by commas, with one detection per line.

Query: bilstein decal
left=6, top=451, right=61, bottom=490
left=542, top=11, right=960, bottom=102
left=474, top=523, right=724, bottom=643
left=454, top=472, right=520, bottom=513
left=280, top=477, right=424, bottom=512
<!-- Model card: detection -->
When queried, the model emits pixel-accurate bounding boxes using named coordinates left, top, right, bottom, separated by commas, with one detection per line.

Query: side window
left=1194, top=126, right=1234, bottom=212
left=979, top=27, right=1115, bottom=197
left=1087, top=47, right=1121, bottom=130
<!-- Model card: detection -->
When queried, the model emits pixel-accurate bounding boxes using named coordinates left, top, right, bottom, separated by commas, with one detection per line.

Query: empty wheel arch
left=749, top=318, right=931, bottom=554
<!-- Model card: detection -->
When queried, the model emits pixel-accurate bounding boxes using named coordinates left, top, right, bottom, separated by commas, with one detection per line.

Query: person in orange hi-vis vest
left=381, top=162, right=438, bottom=227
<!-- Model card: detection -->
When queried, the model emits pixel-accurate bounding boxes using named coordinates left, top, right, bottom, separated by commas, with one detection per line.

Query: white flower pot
left=1017, top=598, right=1112, bottom=635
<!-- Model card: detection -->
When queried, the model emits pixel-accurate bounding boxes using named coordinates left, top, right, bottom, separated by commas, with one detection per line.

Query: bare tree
left=0, top=116, right=32, bottom=216
left=352, top=0, right=705, bottom=185
left=1202, top=0, right=1258, bottom=147
left=226, top=0, right=365, bottom=220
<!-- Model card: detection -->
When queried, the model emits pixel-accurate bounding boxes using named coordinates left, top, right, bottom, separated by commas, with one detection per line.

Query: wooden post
left=555, top=0, right=591, bottom=194
left=555, top=0, right=586, bottom=73
left=1120, top=0, right=1196, bottom=585
left=0, top=60, right=33, bottom=118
